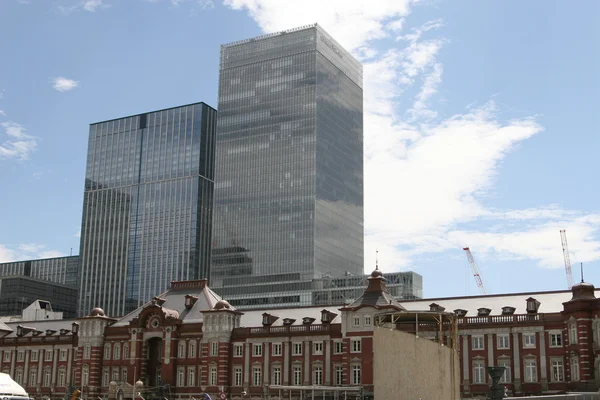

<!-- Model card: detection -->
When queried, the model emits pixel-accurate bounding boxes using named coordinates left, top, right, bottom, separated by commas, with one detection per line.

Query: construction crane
left=560, top=229, right=574, bottom=289
left=463, top=247, right=487, bottom=295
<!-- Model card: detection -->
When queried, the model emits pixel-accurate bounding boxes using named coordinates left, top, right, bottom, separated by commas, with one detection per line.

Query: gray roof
left=240, top=305, right=342, bottom=327
left=399, top=288, right=597, bottom=316
left=112, top=282, right=223, bottom=327
left=0, top=320, right=12, bottom=332
left=2, top=319, right=76, bottom=338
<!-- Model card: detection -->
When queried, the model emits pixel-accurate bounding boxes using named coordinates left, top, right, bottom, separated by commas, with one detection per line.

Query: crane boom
left=463, top=247, right=487, bottom=295
left=560, top=229, right=574, bottom=289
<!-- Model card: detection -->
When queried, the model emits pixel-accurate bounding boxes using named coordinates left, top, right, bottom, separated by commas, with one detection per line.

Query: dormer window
left=477, top=308, right=491, bottom=317
left=429, top=303, right=445, bottom=312
left=502, top=306, right=516, bottom=315
left=60, top=329, right=70, bottom=335
left=184, top=295, right=198, bottom=310
left=46, top=329, right=56, bottom=336
left=262, top=313, right=279, bottom=326
left=320, top=309, right=338, bottom=324
left=454, top=309, right=468, bottom=317
left=526, top=297, right=540, bottom=314
left=302, top=317, right=316, bottom=325
left=282, top=318, right=296, bottom=326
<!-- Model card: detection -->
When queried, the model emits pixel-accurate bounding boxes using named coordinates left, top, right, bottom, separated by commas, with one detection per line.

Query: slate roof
left=239, top=305, right=342, bottom=327
left=1, top=319, right=76, bottom=338
left=112, top=280, right=223, bottom=327
left=399, top=288, right=600, bottom=316
left=0, top=321, right=12, bottom=333
left=341, top=269, right=405, bottom=311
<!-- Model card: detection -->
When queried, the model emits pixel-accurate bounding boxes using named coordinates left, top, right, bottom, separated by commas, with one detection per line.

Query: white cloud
left=446, top=214, right=600, bottom=269
left=83, top=0, right=104, bottom=12
left=52, top=77, right=79, bottom=92
left=387, top=18, right=405, bottom=32
left=39, top=250, right=68, bottom=259
left=0, top=121, right=38, bottom=161
left=406, top=62, right=443, bottom=121
left=0, top=245, right=16, bottom=263
left=0, top=110, right=6, bottom=117
left=145, top=0, right=214, bottom=9
left=0, top=243, right=66, bottom=263
left=223, top=0, right=412, bottom=51
left=223, top=0, right=600, bottom=275
left=57, top=0, right=108, bottom=15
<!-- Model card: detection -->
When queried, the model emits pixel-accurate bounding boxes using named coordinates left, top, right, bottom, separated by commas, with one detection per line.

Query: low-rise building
left=0, top=269, right=598, bottom=400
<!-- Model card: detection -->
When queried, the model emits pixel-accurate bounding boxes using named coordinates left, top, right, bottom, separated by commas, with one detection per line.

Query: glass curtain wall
left=212, top=24, right=363, bottom=304
left=78, top=103, right=216, bottom=317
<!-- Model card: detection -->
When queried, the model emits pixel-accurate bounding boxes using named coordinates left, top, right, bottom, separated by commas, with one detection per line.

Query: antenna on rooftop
left=375, top=249, right=379, bottom=270
left=581, top=262, right=584, bottom=283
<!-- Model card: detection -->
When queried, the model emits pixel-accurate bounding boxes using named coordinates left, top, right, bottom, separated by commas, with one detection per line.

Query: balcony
left=232, top=323, right=340, bottom=338
left=458, top=313, right=549, bottom=325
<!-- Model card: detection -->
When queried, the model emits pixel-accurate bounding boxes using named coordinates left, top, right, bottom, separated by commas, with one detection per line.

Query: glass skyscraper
left=212, top=24, right=363, bottom=305
left=0, top=255, right=79, bottom=288
left=78, top=102, right=216, bottom=317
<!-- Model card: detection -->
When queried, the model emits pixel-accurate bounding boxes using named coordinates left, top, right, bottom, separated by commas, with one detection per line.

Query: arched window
left=189, top=341, right=196, bottom=358
left=29, top=369, right=37, bottom=386
left=113, top=343, right=121, bottom=360
left=569, top=322, right=578, bottom=344
left=82, top=366, right=89, bottom=386
left=43, top=369, right=51, bottom=387
left=58, top=369, right=66, bottom=387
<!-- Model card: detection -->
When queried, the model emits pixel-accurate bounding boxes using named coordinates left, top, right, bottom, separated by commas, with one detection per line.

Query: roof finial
left=581, top=262, right=584, bottom=283
left=376, top=249, right=379, bottom=270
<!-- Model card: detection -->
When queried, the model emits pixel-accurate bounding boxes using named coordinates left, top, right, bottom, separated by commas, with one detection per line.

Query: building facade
left=401, top=283, right=600, bottom=396
left=77, top=102, right=217, bottom=317
left=211, top=24, right=364, bottom=303
left=217, top=270, right=423, bottom=309
left=0, top=277, right=78, bottom=318
left=0, top=256, right=79, bottom=288
left=1, top=273, right=598, bottom=400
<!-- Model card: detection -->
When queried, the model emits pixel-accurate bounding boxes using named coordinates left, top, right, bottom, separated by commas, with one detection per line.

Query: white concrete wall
left=373, top=326, right=460, bottom=400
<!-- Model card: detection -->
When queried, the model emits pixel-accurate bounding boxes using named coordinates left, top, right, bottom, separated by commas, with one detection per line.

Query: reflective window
left=213, top=25, right=363, bottom=304
left=78, top=103, right=217, bottom=317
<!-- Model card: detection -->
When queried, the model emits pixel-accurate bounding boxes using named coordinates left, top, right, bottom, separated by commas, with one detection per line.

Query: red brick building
left=0, top=270, right=599, bottom=399
left=403, top=281, right=600, bottom=397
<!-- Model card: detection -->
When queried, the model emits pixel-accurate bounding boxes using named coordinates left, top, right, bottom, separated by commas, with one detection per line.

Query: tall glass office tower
left=212, top=24, right=363, bottom=305
left=78, top=102, right=216, bottom=317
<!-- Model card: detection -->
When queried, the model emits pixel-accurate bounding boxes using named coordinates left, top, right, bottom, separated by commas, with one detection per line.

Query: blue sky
left=0, top=0, right=598, bottom=298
